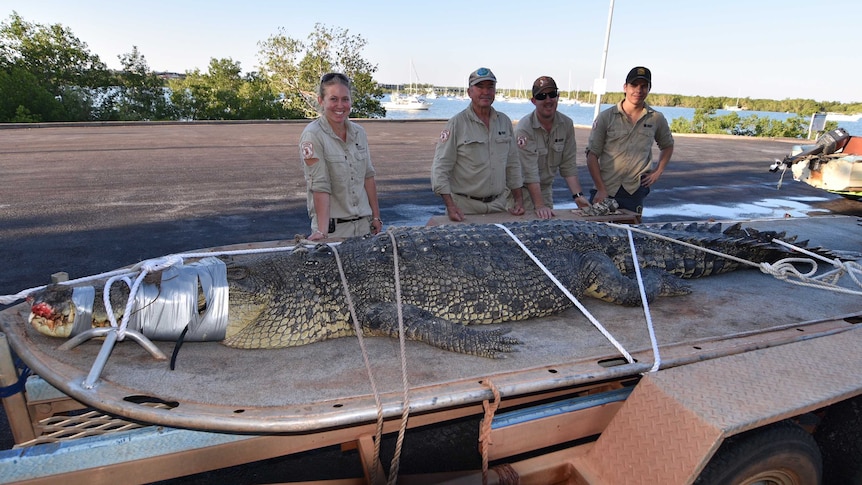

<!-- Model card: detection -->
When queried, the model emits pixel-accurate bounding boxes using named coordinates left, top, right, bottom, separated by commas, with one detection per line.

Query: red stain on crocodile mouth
left=30, top=302, right=54, bottom=319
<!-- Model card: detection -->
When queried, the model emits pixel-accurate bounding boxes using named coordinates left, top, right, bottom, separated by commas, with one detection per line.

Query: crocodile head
left=28, top=285, right=79, bottom=338
left=28, top=284, right=122, bottom=338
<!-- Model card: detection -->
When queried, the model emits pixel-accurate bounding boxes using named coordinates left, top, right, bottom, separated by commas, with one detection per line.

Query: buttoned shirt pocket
left=606, top=127, right=628, bottom=144
left=324, top=154, right=351, bottom=184
left=352, top=143, right=369, bottom=161
left=459, top=138, right=487, bottom=166
left=637, top=124, right=657, bottom=141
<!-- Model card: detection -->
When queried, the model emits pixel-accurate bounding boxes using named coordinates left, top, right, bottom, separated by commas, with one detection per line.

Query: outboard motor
left=769, top=127, right=850, bottom=172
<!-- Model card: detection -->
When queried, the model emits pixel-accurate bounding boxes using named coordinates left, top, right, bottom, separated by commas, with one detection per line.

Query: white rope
left=604, top=222, right=862, bottom=297
left=102, top=255, right=184, bottom=340
left=1, top=242, right=327, bottom=306
left=626, top=230, right=662, bottom=373
left=760, top=257, right=862, bottom=296
left=604, top=222, right=761, bottom=269
left=494, top=224, right=634, bottom=364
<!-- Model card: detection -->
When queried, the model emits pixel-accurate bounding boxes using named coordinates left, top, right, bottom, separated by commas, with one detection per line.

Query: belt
left=332, top=216, right=364, bottom=224
left=455, top=192, right=501, bottom=203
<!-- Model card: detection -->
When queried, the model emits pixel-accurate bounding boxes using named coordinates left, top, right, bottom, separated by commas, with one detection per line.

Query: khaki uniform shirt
left=300, top=118, right=376, bottom=233
left=431, top=104, right=523, bottom=206
left=587, top=102, right=674, bottom=195
left=515, top=110, right=579, bottom=208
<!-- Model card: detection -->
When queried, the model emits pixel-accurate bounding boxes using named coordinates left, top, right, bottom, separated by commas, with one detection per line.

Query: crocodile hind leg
left=363, top=303, right=522, bottom=358
left=576, top=252, right=690, bottom=306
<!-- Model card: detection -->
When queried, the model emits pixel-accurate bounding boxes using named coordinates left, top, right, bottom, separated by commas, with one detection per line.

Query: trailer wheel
left=694, top=420, right=821, bottom=485
left=815, top=396, right=862, bottom=485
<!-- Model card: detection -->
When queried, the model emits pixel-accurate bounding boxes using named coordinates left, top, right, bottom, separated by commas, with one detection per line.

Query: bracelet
left=372, top=217, right=383, bottom=224
left=572, top=192, right=585, bottom=199
left=313, top=230, right=326, bottom=237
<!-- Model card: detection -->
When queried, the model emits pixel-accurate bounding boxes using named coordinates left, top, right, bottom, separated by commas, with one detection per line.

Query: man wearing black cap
left=432, top=67, right=525, bottom=221
left=585, top=66, right=674, bottom=214
left=515, top=75, right=590, bottom=219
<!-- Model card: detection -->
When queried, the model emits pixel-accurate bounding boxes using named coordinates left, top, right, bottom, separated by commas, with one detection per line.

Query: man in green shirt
left=431, top=67, right=525, bottom=221
left=515, top=75, right=590, bottom=219
left=586, top=66, right=674, bottom=214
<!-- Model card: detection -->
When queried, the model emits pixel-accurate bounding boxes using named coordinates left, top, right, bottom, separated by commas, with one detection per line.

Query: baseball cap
left=532, top=76, right=558, bottom=97
left=469, top=67, right=497, bottom=86
left=626, top=66, right=651, bottom=84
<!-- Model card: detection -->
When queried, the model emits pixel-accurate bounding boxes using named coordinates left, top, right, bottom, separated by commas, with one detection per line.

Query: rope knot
left=136, top=255, right=183, bottom=273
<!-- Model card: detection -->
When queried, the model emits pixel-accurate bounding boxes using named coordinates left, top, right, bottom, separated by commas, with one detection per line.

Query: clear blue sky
left=5, top=0, right=860, bottom=103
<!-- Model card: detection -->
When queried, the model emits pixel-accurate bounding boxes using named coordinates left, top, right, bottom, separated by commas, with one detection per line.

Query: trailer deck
left=1, top=215, right=861, bottom=483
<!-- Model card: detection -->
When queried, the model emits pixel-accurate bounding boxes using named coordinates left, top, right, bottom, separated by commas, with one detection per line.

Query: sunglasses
left=534, top=90, right=559, bottom=101
left=321, top=72, right=350, bottom=83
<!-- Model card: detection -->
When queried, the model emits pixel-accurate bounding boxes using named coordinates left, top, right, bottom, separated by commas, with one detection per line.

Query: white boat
left=383, top=59, right=433, bottom=111
left=825, top=112, right=862, bottom=122
left=771, top=128, right=862, bottom=200
left=382, top=93, right=431, bottom=111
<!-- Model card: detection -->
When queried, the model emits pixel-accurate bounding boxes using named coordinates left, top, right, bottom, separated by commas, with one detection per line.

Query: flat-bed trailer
left=1, top=214, right=861, bottom=484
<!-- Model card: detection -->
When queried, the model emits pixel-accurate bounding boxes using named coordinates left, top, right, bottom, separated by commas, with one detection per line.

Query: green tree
left=0, top=64, right=61, bottom=122
left=257, top=23, right=384, bottom=118
left=169, top=58, right=244, bottom=120
left=169, top=58, right=296, bottom=120
left=112, top=46, right=173, bottom=120
left=0, top=12, right=110, bottom=121
left=670, top=110, right=825, bottom=138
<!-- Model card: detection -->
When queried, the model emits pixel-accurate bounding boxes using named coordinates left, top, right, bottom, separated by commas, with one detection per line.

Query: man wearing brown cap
left=586, top=66, right=674, bottom=214
left=432, top=67, right=525, bottom=221
left=514, top=75, right=590, bottom=219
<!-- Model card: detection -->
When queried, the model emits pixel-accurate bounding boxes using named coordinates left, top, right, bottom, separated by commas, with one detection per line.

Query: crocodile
left=26, top=220, right=818, bottom=358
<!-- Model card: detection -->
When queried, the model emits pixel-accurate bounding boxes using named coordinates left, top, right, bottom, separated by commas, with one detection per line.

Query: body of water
left=382, top=95, right=862, bottom=136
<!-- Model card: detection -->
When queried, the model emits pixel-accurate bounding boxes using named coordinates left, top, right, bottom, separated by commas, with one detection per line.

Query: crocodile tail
left=720, top=222, right=839, bottom=260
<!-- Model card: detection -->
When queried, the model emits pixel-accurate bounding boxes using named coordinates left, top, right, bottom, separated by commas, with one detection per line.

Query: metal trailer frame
left=2, top=215, right=861, bottom=484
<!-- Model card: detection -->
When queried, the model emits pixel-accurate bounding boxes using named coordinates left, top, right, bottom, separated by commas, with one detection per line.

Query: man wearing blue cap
left=431, top=67, right=525, bottom=221
left=586, top=66, right=674, bottom=215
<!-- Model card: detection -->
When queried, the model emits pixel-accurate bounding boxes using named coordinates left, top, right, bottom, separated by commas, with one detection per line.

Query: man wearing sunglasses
left=514, top=76, right=590, bottom=219
left=585, top=66, right=674, bottom=215
left=432, top=67, right=525, bottom=222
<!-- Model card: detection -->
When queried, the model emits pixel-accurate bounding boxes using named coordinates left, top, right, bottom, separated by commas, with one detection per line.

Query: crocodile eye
left=313, top=244, right=333, bottom=255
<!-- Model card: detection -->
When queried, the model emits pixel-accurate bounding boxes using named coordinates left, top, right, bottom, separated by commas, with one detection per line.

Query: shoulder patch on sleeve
left=439, top=129, right=450, bottom=143
left=301, top=141, right=315, bottom=162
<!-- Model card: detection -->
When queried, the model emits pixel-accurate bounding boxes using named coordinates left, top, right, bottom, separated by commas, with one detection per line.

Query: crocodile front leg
left=576, top=252, right=691, bottom=306
left=363, top=303, right=523, bottom=358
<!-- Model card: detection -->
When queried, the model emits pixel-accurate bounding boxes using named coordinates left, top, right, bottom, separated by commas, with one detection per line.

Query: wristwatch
left=572, top=192, right=585, bottom=200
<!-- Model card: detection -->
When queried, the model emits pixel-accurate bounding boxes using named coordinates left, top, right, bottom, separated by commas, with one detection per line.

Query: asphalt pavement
left=1, top=120, right=860, bottom=482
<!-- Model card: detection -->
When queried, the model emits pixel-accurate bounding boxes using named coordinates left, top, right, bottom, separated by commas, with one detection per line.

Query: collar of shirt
left=614, top=100, right=656, bottom=118
left=466, top=103, right=498, bottom=125
left=527, top=110, right=562, bottom=131
left=318, top=117, right=357, bottom=141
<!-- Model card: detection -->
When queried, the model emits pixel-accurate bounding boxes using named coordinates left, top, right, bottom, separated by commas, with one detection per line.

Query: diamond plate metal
left=578, top=326, right=862, bottom=484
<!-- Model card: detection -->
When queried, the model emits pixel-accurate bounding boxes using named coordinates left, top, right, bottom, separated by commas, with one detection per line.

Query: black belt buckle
left=457, top=193, right=498, bottom=203
left=331, top=216, right=363, bottom=230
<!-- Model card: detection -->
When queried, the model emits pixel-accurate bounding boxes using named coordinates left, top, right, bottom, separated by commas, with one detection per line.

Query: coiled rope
left=604, top=222, right=862, bottom=296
